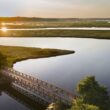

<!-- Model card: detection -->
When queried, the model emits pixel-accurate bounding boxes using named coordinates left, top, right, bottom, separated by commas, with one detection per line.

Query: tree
left=69, top=98, right=100, bottom=110
left=77, top=76, right=110, bottom=110
left=0, top=52, right=7, bottom=69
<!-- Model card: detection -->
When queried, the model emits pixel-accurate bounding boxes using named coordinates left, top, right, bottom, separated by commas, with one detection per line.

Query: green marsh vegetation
left=0, top=45, right=74, bottom=67
left=0, top=30, right=110, bottom=39
left=0, top=52, right=10, bottom=85
left=0, top=17, right=110, bottom=28
left=0, top=17, right=110, bottom=39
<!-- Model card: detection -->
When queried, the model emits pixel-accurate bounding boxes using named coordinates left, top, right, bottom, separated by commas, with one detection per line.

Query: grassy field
left=0, top=19, right=110, bottom=28
left=0, top=45, right=74, bottom=67
left=0, top=30, right=110, bottom=39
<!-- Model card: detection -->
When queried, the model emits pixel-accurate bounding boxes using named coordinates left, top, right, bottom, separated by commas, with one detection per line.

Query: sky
left=0, top=0, right=110, bottom=18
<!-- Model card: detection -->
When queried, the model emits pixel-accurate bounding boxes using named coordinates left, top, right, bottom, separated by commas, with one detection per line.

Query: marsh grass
left=0, top=30, right=110, bottom=39
left=0, top=45, right=74, bottom=67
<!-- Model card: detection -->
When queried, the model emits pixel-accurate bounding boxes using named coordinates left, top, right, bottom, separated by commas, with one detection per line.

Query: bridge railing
left=2, top=67, right=75, bottom=105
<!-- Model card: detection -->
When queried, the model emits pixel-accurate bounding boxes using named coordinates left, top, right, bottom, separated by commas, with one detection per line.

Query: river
left=0, top=37, right=110, bottom=110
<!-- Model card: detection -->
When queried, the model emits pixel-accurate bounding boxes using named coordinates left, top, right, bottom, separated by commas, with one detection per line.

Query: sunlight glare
left=1, top=27, right=8, bottom=32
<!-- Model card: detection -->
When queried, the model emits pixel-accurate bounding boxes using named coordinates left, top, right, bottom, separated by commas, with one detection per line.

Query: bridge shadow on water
left=0, top=84, right=47, bottom=110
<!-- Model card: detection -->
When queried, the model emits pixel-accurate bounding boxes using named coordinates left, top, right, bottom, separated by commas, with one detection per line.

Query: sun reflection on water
left=1, top=27, right=8, bottom=32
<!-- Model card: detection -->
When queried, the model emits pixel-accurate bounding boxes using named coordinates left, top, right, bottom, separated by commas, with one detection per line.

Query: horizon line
left=0, top=16, right=110, bottom=19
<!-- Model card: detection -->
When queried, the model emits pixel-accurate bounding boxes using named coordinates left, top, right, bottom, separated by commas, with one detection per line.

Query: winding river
left=0, top=37, right=110, bottom=110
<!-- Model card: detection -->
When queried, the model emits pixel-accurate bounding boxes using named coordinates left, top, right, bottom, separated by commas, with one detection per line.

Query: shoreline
left=0, top=45, right=74, bottom=67
left=12, top=52, right=74, bottom=68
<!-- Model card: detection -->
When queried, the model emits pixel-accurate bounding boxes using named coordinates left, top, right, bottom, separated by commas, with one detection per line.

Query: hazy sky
left=0, top=0, right=110, bottom=18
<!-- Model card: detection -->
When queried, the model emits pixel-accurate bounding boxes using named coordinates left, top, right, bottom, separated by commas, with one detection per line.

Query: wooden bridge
left=1, top=68, right=74, bottom=105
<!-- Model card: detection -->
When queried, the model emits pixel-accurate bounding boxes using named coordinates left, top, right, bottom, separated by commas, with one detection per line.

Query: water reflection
left=0, top=86, right=30, bottom=110
left=0, top=85, right=46, bottom=110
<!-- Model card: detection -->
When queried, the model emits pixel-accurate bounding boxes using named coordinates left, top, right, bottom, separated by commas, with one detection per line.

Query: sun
left=1, top=27, right=8, bottom=32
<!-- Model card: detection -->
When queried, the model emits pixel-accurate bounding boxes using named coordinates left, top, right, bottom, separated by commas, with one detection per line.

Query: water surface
left=0, top=37, right=110, bottom=93
left=0, top=27, right=110, bottom=31
left=0, top=91, right=30, bottom=110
